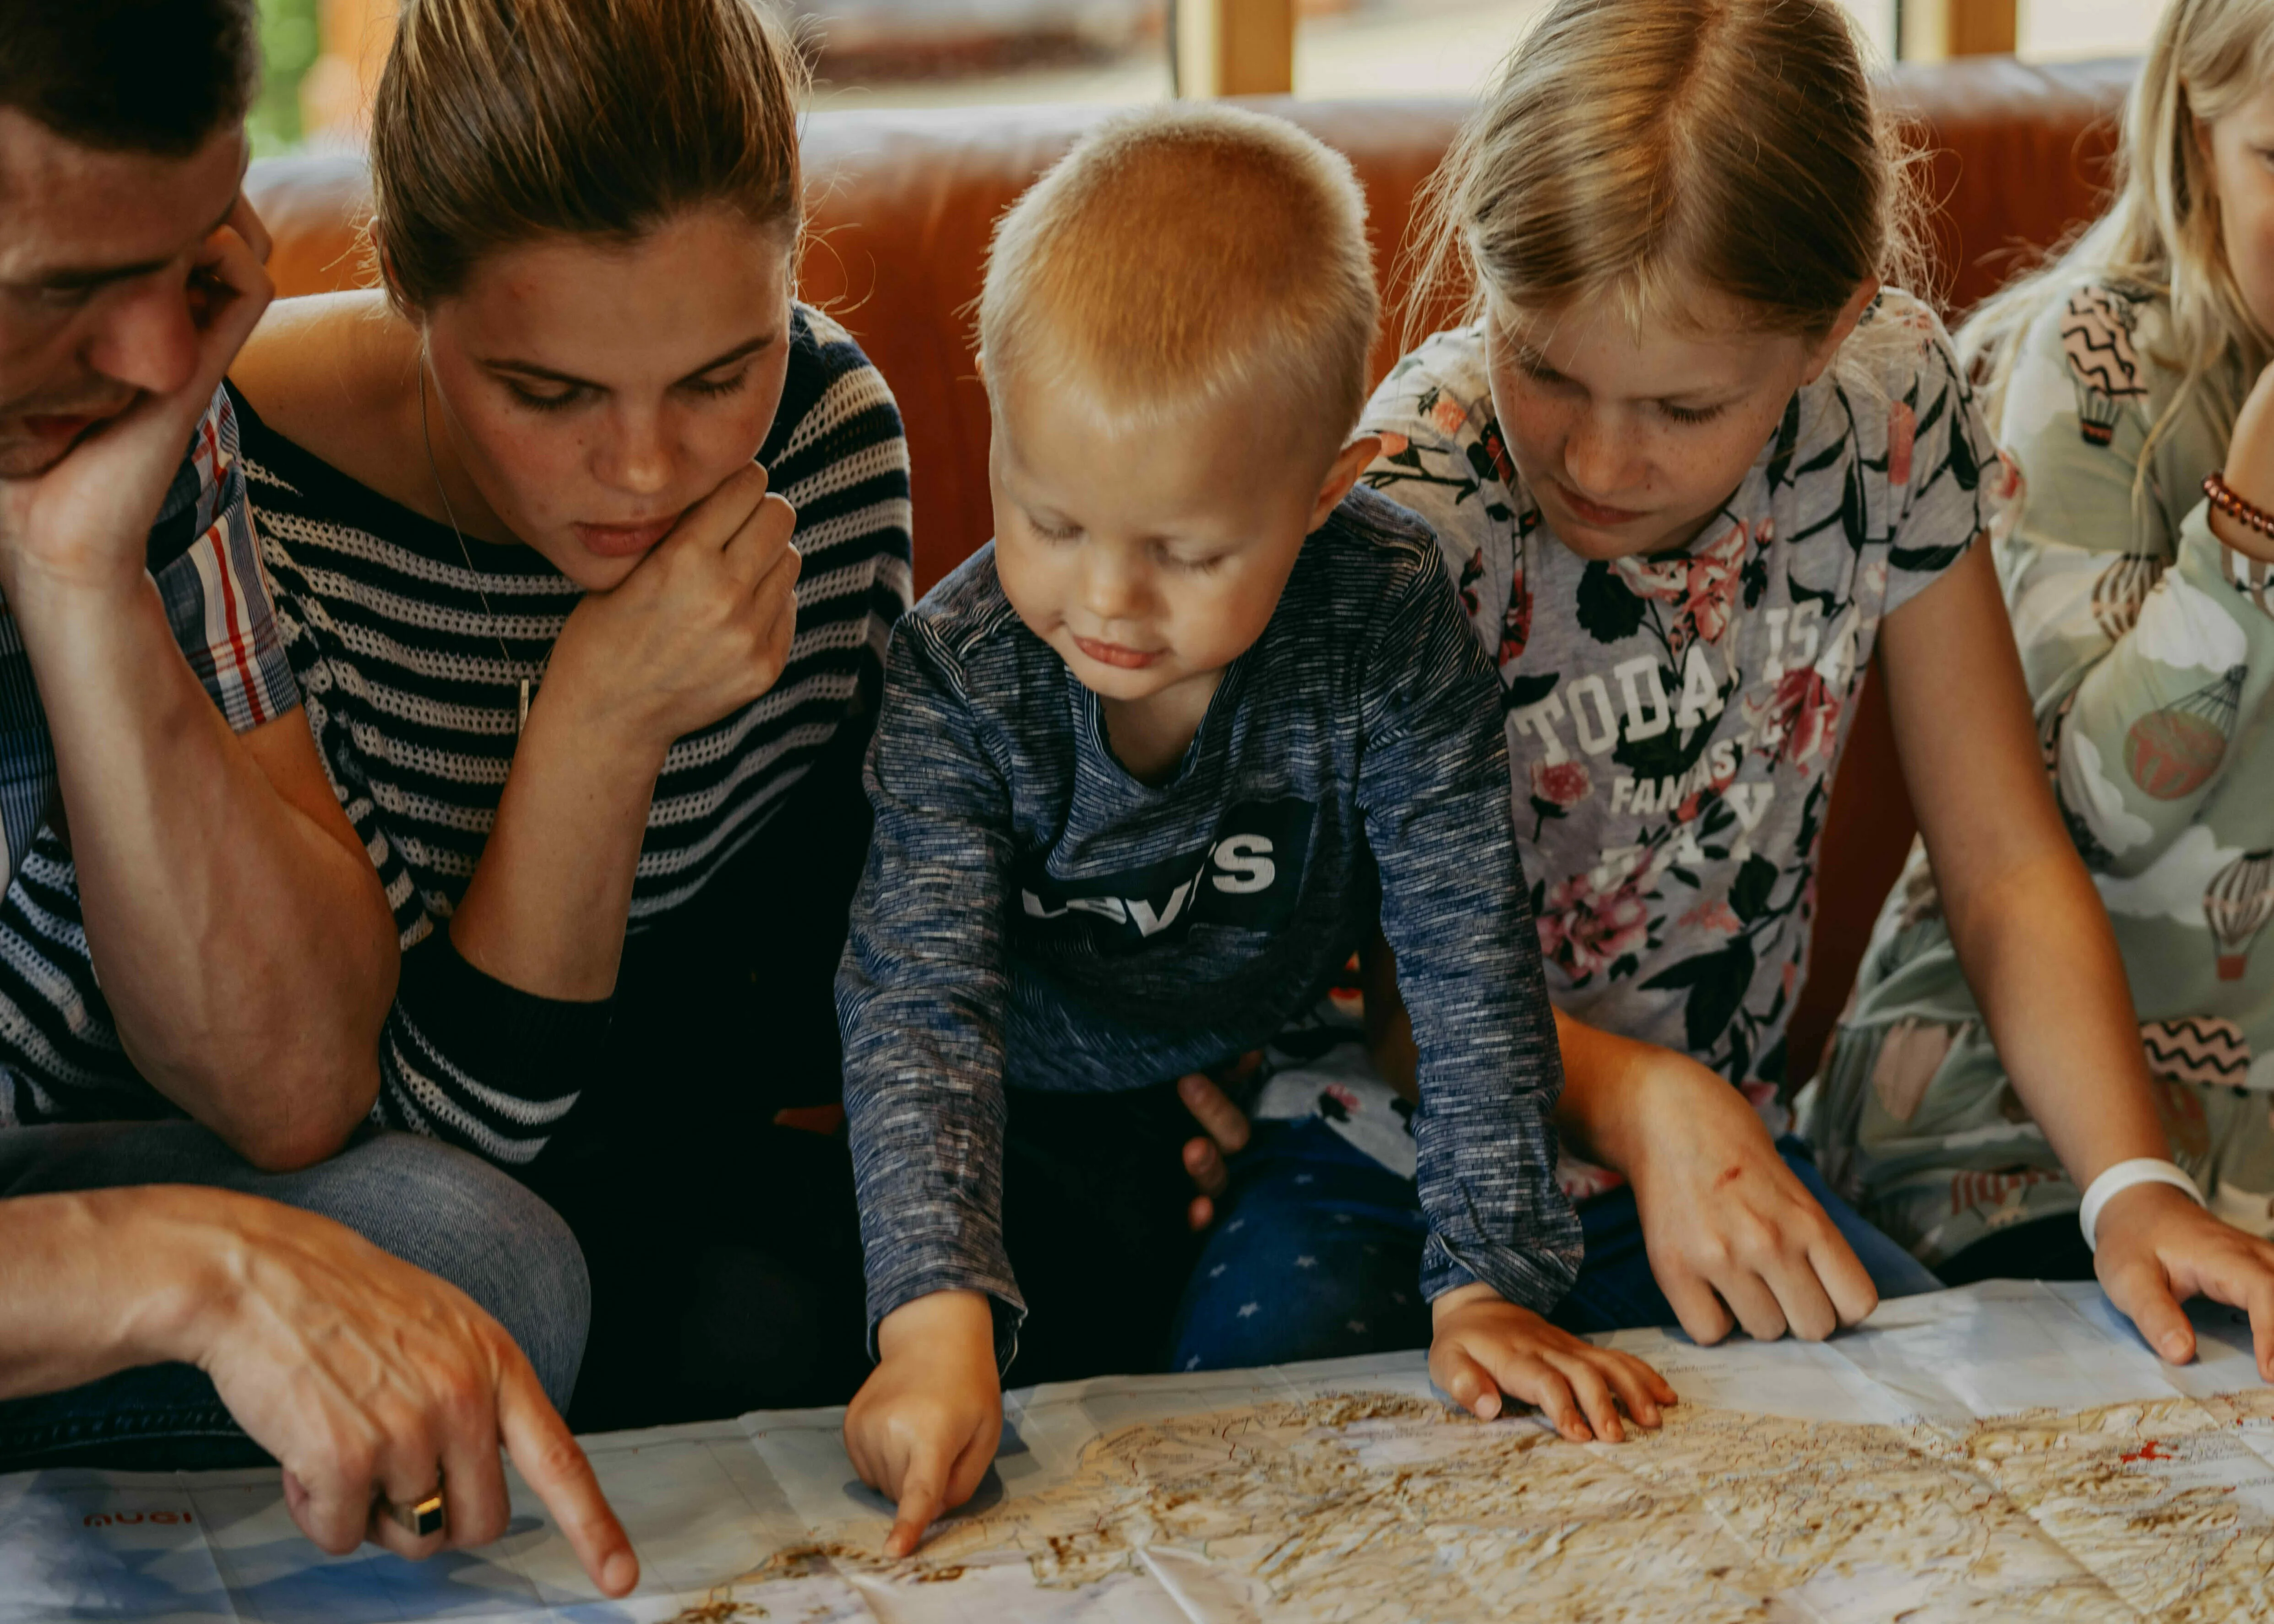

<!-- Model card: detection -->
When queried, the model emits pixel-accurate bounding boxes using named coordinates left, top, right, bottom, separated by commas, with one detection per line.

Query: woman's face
left=2204, top=80, right=2274, bottom=340
left=420, top=205, right=794, bottom=591
left=1484, top=280, right=1863, bottom=562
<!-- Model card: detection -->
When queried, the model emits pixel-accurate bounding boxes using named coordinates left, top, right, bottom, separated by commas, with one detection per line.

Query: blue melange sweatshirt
left=838, top=485, right=1579, bottom=1346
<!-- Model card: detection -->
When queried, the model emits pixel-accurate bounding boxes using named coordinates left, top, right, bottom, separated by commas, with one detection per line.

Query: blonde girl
left=1172, top=0, right=2274, bottom=1379
left=1815, top=0, right=2274, bottom=1326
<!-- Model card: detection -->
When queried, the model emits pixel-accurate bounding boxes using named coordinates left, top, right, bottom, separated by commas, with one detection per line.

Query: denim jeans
left=0, top=1120, right=589, bottom=1472
left=1168, top=1118, right=1942, bottom=1370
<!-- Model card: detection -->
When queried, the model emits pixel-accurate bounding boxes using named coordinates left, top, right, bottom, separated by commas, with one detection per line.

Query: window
left=2017, top=0, right=2161, bottom=60
left=1292, top=0, right=1895, bottom=98
left=258, top=0, right=2170, bottom=154
left=800, top=2, right=1171, bottom=112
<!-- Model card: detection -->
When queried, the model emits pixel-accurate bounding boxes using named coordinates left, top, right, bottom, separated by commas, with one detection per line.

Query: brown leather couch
left=245, top=54, right=2137, bottom=1088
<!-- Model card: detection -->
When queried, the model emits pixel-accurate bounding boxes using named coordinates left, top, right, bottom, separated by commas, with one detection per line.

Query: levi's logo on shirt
left=1016, top=798, right=1316, bottom=952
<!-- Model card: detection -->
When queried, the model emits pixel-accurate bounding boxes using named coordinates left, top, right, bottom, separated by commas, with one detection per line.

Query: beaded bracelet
left=2205, top=471, right=2274, bottom=539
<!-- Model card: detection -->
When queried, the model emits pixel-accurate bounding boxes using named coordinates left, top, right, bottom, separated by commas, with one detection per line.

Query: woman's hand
left=547, top=461, right=800, bottom=757
left=1428, top=1283, right=1674, bottom=1440
left=1176, top=1054, right=1258, bottom=1231
left=2092, top=1182, right=2274, bottom=1378
left=1623, top=1050, right=1879, bottom=1345
left=844, top=1291, right=1002, bottom=1559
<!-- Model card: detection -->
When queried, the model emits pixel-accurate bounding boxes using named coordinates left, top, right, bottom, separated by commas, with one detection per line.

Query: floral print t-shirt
left=1357, top=293, right=1998, bottom=1189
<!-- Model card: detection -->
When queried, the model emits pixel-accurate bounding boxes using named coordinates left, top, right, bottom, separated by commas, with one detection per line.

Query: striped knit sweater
left=0, top=306, right=912, bottom=1162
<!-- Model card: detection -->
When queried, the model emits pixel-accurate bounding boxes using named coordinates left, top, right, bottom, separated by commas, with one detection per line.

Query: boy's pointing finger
left=886, top=1456, right=948, bottom=1559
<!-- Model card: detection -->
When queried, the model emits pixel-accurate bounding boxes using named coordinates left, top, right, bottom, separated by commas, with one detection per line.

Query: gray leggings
left=0, top=1121, right=589, bottom=1471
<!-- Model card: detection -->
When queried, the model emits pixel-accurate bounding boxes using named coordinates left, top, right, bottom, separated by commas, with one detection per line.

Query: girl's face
left=1485, top=281, right=1866, bottom=561
left=419, top=205, right=795, bottom=591
left=2203, top=80, right=2274, bottom=341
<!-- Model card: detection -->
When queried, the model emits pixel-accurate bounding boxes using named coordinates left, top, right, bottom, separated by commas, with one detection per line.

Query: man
left=0, top=0, right=632, bottom=1596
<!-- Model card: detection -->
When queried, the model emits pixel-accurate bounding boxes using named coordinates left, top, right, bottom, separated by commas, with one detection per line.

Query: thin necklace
left=419, top=362, right=532, bottom=733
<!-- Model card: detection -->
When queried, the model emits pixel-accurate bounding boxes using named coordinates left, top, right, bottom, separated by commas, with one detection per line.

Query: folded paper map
left=12, top=1281, right=2274, bottom=1622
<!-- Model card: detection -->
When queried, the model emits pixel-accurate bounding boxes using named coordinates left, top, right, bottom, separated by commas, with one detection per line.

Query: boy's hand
left=844, top=1291, right=1002, bottom=1558
left=1429, top=1283, right=1675, bottom=1442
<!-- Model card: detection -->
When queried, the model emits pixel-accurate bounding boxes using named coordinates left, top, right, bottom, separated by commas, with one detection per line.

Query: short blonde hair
left=977, top=103, right=1379, bottom=453
left=1411, top=0, right=1922, bottom=342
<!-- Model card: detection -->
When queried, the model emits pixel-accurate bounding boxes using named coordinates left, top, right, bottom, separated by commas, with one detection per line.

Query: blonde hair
left=976, top=103, right=1379, bottom=454
left=1963, top=0, right=2274, bottom=483
left=370, top=0, right=806, bottom=314
left=1409, top=0, right=1921, bottom=345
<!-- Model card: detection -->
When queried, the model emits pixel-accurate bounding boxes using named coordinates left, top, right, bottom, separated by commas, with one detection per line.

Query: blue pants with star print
left=1165, top=1119, right=1942, bottom=1371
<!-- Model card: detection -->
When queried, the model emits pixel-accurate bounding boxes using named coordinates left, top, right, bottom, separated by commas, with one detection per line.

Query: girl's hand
left=843, top=1291, right=1002, bottom=1559
left=547, top=462, right=800, bottom=757
left=1624, top=1049, right=1879, bottom=1345
left=1428, top=1284, right=1675, bottom=1441
left=2215, top=362, right=2274, bottom=562
left=2093, top=1182, right=2274, bottom=1378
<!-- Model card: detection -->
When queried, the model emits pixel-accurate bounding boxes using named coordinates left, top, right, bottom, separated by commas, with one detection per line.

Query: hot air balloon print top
left=1809, top=275, right=2274, bottom=1266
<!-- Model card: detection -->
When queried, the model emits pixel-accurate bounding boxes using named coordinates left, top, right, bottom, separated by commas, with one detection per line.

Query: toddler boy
left=838, top=104, right=1672, bottom=1555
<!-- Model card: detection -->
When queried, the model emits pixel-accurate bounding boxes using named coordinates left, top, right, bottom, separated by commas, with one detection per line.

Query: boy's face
left=988, top=367, right=1370, bottom=712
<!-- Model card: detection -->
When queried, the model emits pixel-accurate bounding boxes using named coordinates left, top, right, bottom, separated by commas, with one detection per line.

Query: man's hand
left=844, top=1291, right=1001, bottom=1559
left=179, top=1190, right=636, bottom=1596
left=1623, top=1047, right=1877, bottom=1345
left=2094, top=1182, right=2274, bottom=1377
left=0, top=192, right=273, bottom=605
left=1177, top=1054, right=1258, bottom=1231
left=1428, top=1284, right=1675, bottom=1441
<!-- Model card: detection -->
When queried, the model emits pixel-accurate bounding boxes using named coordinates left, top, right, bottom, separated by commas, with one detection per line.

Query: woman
left=228, top=0, right=910, bottom=1424
left=1812, top=0, right=2274, bottom=1303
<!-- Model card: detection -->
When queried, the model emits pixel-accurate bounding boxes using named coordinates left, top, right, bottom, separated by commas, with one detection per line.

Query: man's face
left=0, top=109, right=246, bottom=478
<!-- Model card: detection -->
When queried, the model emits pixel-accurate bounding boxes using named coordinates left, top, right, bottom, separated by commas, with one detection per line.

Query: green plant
left=249, top=0, right=322, bottom=154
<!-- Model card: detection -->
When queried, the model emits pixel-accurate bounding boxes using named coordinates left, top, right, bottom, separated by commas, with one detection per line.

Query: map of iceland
left=740, top=1387, right=2274, bottom=1621
left=14, top=1281, right=2274, bottom=1623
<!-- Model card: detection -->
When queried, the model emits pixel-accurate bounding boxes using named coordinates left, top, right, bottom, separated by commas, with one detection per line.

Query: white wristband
left=2078, top=1158, right=2204, bottom=1253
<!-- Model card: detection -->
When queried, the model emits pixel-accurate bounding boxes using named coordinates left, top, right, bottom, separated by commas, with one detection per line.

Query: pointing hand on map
left=184, top=1192, right=639, bottom=1597
left=846, top=1289, right=1005, bottom=1558
left=1427, top=1284, right=1677, bottom=1440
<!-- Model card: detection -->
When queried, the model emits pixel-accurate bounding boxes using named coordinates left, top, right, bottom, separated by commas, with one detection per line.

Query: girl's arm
left=1361, top=907, right=1876, bottom=1347
left=1882, top=539, right=2274, bottom=1373
left=1549, top=1007, right=1877, bottom=1344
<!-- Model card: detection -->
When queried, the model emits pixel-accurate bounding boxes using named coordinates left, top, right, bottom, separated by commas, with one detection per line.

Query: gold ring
left=377, top=1475, right=447, bottom=1539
